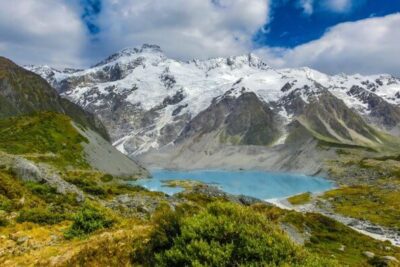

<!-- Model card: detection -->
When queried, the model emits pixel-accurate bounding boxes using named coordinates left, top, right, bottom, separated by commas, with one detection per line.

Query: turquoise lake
left=132, top=170, right=335, bottom=200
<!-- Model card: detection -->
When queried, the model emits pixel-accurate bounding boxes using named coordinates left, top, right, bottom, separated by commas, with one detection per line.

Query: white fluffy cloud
left=0, top=0, right=269, bottom=67
left=93, top=0, right=269, bottom=61
left=257, top=13, right=400, bottom=76
left=0, top=0, right=87, bottom=68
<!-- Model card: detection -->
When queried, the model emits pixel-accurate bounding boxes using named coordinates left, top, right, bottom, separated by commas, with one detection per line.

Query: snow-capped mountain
left=26, top=44, right=400, bottom=173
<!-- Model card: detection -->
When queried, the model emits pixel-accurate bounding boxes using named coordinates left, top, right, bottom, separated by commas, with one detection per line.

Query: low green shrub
left=287, top=192, right=312, bottom=205
left=64, top=175, right=107, bottom=197
left=0, top=195, right=12, bottom=212
left=82, top=185, right=106, bottom=196
left=17, top=208, right=65, bottom=225
left=105, top=184, right=148, bottom=196
left=100, top=174, right=114, bottom=183
left=0, top=171, right=44, bottom=211
left=64, top=175, right=95, bottom=188
left=64, top=205, right=114, bottom=239
left=24, top=181, right=79, bottom=212
left=0, top=212, right=8, bottom=226
left=368, top=256, right=392, bottom=267
left=25, top=181, right=57, bottom=199
left=133, top=202, right=337, bottom=266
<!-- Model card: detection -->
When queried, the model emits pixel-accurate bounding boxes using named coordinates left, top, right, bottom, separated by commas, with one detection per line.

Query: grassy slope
left=321, top=150, right=400, bottom=230
left=323, top=186, right=400, bottom=229
left=0, top=57, right=109, bottom=140
left=284, top=211, right=400, bottom=266
left=0, top=112, right=89, bottom=169
left=252, top=204, right=400, bottom=266
left=0, top=163, right=155, bottom=266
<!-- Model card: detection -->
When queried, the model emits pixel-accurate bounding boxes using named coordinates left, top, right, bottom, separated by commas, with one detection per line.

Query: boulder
left=363, top=251, right=375, bottom=258
left=11, top=158, right=41, bottom=182
left=9, top=156, right=85, bottom=202
left=382, top=256, right=399, bottom=263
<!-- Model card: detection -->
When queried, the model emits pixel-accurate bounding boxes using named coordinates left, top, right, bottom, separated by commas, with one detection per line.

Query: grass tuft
left=287, top=192, right=312, bottom=205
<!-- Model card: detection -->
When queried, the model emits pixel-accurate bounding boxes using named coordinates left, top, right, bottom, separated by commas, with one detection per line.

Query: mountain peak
left=118, top=44, right=163, bottom=56
left=139, top=44, right=163, bottom=53
left=190, top=53, right=270, bottom=72
left=226, top=53, right=267, bottom=67
left=93, top=44, right=164, bottom=67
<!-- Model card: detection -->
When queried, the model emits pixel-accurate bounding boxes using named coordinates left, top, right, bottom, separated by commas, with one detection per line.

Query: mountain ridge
left=25, top=44, right=400, bottom=173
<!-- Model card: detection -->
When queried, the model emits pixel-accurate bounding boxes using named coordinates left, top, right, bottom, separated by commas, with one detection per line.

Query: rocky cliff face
left=347, top=85, right=400, bottom=132
left=26, top=44, right=400, bottom=172
left=177, top=92, right=281, bottom=146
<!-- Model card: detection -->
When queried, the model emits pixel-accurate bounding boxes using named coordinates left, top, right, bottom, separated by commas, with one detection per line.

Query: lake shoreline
left=131, top=169, right=335, bottom=200
left=132, top=169, right=400, bottom=247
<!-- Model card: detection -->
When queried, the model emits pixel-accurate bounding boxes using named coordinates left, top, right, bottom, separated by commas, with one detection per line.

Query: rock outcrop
left=0, top=152, right=85, bottom=201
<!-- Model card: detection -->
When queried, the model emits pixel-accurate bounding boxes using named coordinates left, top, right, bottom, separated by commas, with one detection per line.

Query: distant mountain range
left=25, top=44, right=400, bottom=174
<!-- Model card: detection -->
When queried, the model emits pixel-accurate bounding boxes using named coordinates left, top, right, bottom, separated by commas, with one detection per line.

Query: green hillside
left=0, top=112, right=89, bottom=169
left=0, top=57, right=109, bottom=140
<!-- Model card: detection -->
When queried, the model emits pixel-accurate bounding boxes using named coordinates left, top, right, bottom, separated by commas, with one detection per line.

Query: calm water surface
left=131, top=170, right=335, bottom=199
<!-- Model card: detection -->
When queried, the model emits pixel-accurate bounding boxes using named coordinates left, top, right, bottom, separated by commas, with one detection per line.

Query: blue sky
left=254, top=0, right=400, bottom=48
left=81, top=0, right=102, bottom=35
left=0, top=0, right=399, bottom=75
